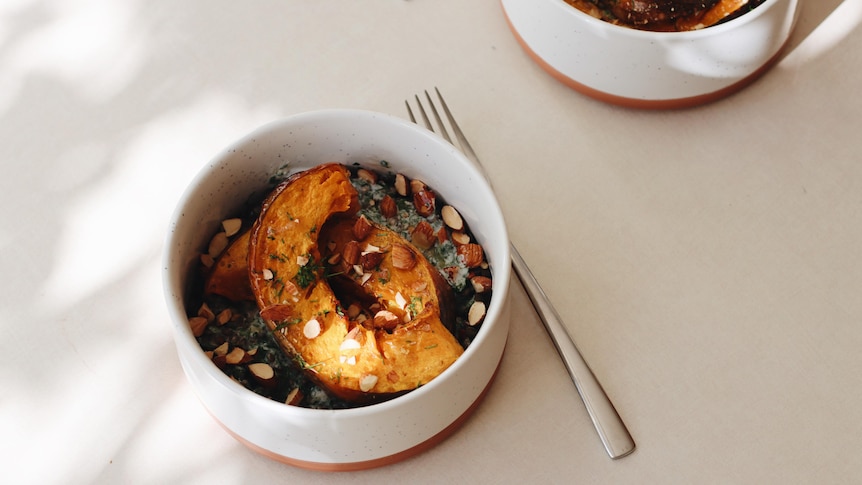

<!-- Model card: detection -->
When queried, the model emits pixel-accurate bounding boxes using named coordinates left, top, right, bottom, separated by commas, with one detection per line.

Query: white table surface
left=3, top=0, right=861, bottom=483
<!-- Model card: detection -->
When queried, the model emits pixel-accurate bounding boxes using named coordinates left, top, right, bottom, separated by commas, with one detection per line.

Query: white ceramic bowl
left=501, top=0, right=801, bottom=109
left=162, top=110, right=511, bottom=470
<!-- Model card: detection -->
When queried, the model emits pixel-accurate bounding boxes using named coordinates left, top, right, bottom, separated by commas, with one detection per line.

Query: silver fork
left=406, top=88, right=635, bottom=460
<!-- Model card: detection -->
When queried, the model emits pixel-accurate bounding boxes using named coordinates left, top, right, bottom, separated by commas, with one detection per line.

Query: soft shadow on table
left=778, top=0, right=848, bottom=59
left=0, top=2, right=354, bottom=482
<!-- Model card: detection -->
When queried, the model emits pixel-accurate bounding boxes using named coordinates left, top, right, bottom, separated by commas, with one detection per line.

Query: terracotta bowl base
left=503, top=9, right=791, bottom=110
left=207, top=352, right=504, bottom=472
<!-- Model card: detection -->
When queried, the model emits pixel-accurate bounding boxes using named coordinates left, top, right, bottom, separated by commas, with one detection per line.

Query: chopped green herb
left=269, top=253, right=289, bottom=263
left=274, top=317, right=302, bottom=331
left=407, top=296, right=423, bottom=318
left=293, top=254, right=320, bottom=289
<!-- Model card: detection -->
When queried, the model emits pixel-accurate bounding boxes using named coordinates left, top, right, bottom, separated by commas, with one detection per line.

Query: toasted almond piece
left=340, top=337, right=362, bottom=351
left=303, top=318, right=321, bottom=339
left=260, top=304, right=295, bottom=324
left=359, top=374, right=379, bottom=392
left=342, top=240, right=361, bottom=265
left=395, top=292, right=408, bottom=310
left=327, top=253, right=342, bottom=265
left=468, top=301, right=486, bottom=326
left=411, top=220, right=436, bottom=250
left=357, top=168, right=378, bottom=184
left=470, top=275, right=493, bottom=294
left=189, top=316, right=209, bottom=337
left=225, top=347, right=246, bottom=364
left=395, top=173, right=409, bottom=196
left=352, top=215, right=373, bottom=240
left=246, top=347, right=258, bottom=356
left=249, top=362, right=278, bottom=388
left=222, top=218, right=242, bottom=237
left=198, top=303, right=215, bottom=323
left=216, top=308, right=232, bottom=325
left=457, top=243, right=484, bottom=268
left=413, top=189, right=436, bottom=217
left=248, top=362, right=274, bottom=380
left=212, top=354, right=228, bottom=368
left=208, top=232, right=229, bottom=259
left=372, top=310, right=400, bottom=331
left=410, top=179, right=427, bottom=194
left=213, top=342, right=230, bottom=357
left=451, top=231, right=471, bottom=246
left=441, top=205, right=464, bottom=231
left=285, top=387, right=303, bottom=406
left=360, top=251, right=383, bottom=271
left=362, top=243, right=381, bottom=254
left=345, top=325, right=363, bottom=343
left=391, top=243, right=417, bottom=271
left=379, top=195, right=397, bottom=218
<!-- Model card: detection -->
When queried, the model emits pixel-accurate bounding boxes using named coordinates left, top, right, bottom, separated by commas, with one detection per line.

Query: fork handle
left=510, top=243, right=636, bottom=459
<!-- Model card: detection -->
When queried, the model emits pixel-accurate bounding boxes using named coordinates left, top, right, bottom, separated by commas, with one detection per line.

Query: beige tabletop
left=2, top=0, right=861, bottom=483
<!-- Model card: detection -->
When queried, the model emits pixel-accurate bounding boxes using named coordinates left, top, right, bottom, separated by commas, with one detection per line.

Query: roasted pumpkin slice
left=248, top=163, right=462, bottom=403
left=204, top=228, right=254, bottom=302
left=319, top=216, right=463, bottom=388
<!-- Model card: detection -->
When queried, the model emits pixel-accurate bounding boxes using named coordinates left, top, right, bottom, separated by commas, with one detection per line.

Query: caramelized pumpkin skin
left=248, top=163, right=462, bottom=403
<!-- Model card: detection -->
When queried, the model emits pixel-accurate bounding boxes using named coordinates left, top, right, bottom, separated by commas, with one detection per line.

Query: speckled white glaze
left=162, top=110, right=511, bottom=469
left=501, top=0, right=801, bottom=108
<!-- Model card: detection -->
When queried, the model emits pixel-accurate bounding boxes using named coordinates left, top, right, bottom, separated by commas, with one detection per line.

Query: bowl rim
left=163, top=108, right=512, bottom=418
left=546, top=0, right=780, bottom=37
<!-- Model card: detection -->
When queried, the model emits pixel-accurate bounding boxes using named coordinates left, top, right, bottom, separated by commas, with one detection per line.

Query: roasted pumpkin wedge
left=204, top=228, right=254, bottom=302
left=319, top=216, right=462, bottom=388
left=248, top=163, right=462, bottom=402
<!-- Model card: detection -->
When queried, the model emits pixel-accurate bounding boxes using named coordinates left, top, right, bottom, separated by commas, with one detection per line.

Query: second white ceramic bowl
left=163, top=110, right=511, bottom=470
left=501, top=0, right=801, bottom=109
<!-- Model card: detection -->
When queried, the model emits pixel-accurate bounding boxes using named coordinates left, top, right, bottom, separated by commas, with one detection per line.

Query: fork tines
left=406, top=88, right=482, bottom=176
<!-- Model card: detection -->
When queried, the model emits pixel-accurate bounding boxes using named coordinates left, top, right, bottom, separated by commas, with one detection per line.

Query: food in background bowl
left=190, top=162, right=494, bottom=408
left=163, top=110, right=511, bottom=470
left=564, top=0, right=768, bottom=31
